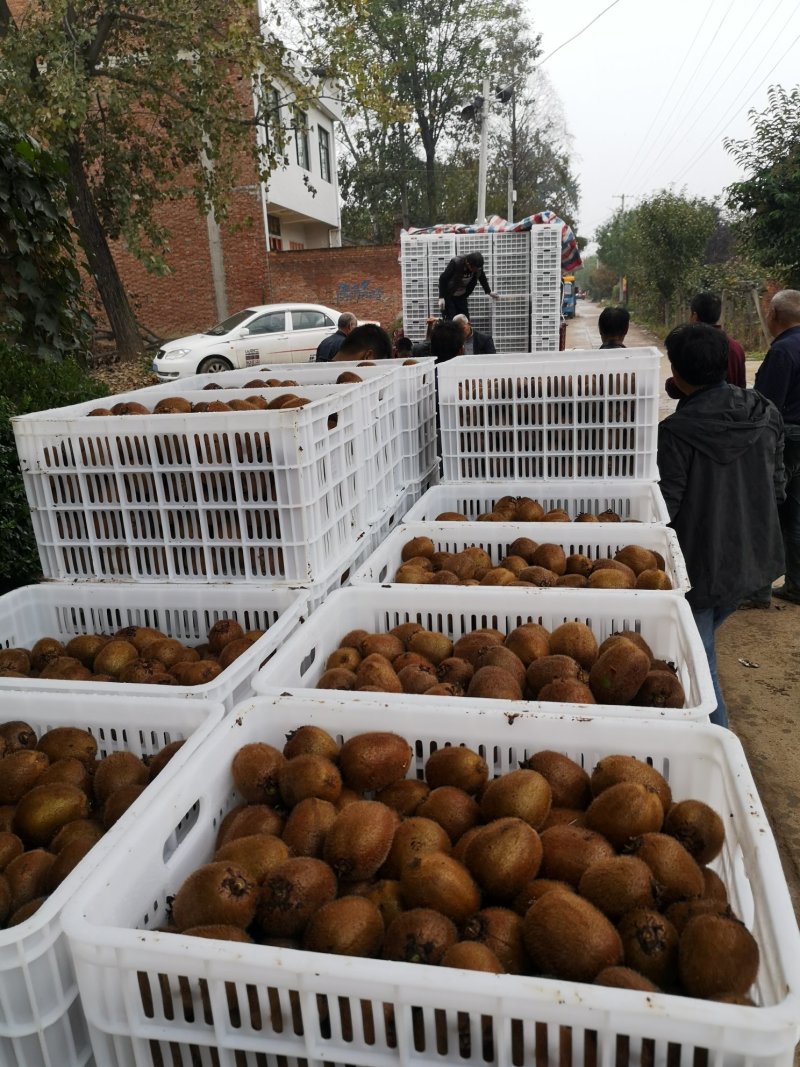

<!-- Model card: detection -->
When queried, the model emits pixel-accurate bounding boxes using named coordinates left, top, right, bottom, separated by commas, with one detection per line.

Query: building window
left=267, top=213, right=282, bottom=252
left=266, top=86, right=281, bottom=147
left=294, top=109, right=309, bottom=170
left=289, top=240, right=305, bottom=251
left=319, top=127, right=331, bottom=182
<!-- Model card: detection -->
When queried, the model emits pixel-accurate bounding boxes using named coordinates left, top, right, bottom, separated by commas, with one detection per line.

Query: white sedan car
left=151, top=303, right=341, bottom=380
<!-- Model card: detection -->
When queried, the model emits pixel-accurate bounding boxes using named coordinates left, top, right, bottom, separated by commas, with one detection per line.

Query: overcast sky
left=524, top=0, right=800, bottom=242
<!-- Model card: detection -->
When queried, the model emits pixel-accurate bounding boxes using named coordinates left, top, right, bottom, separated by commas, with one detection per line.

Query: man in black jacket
left=315, top=312, right=356, bottom=362
left=438, top=251, right=499, bottom=319
left=657, top=323, right=785, bottom=728
left=452, top=314, right=496, bottom=354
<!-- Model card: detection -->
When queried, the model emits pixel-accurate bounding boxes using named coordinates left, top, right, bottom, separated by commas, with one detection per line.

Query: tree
left=0, top=124, right=92, bottom=360
left=628, top=191, right=717, bottom=308
left=317, top=0, right=536, bottom=223
left=0, top=0, right=289, bottom=359
left=725, top=85, right=800, bottom=287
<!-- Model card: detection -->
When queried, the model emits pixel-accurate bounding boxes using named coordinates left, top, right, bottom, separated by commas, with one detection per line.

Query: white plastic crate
left=401, top=479, right=670, bottom=524
left=0, top=583, right=306, bottom=711
left=350, top=521, right=689, bottom=593
left=62, top=696, right=800, bottom=1067
left=302, top=532, right=374, bottom=612
left=0, top=689, right=224, bottom=1067
left=437, top=349, right=661, bottom=481
left=14, top=386, right=368, bottom=583
left=253, top=586, right=714, bottom=720
left=531, top=223, right=561, bottom=272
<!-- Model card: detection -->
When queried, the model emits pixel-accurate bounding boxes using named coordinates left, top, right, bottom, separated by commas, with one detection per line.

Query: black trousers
left=443, top=294, right=470, bottom=319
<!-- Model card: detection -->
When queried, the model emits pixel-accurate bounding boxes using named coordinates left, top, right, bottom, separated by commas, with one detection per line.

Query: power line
left=636, top=0, right=796, bottom=193
left=626, top=0, right=738, bottom=190
left=671, top=28, right=800, bottom=183
left=618, top=0, right=718, bottom=187
left=538, top=0, right=624, bottom=65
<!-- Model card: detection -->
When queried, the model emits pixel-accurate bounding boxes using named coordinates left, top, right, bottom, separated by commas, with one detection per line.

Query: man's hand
left=438, top=298, right=445, bottom=311
left=490, top=292, right=500, bottom=301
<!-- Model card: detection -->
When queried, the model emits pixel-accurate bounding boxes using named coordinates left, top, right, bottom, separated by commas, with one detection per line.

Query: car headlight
left=162, top=348, right=193, bottom=360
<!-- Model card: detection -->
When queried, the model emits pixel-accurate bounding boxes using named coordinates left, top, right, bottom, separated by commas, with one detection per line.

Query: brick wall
left=266, top=245, right=402, bottom=328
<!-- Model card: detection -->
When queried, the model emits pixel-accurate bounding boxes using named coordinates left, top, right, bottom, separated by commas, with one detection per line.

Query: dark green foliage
left=725, top=86, right=800, bottom=287
left=0, top=342, right=106, bottom=591
left=0, top=125, right=92, bottom=360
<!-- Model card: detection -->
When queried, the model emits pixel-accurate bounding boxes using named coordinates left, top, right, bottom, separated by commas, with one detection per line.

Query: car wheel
left=198, top=356, right=233, bottom=374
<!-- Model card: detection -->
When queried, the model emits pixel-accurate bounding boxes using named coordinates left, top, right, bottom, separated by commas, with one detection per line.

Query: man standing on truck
left=438, top=251, right=499, bottom=320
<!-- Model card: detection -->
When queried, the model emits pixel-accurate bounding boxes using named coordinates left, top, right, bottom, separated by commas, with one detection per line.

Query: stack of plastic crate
left=399, top=232, right=431, bottom=343
left=492, top=230, right=532, bottom=352
left=531, top=221, right=561, bottom=351
left=453, top=233, right=494, bottom=336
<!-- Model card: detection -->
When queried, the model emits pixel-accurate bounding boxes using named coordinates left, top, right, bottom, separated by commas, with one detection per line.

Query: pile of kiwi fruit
left=163, top=725, right=758, bottom=1006
left=316, top=621, right=686, bottom=709
left=393, top=535, right=673, bottom=589
left=0, top=618, right=262, bottom=686
left=0, top=719, right=183, bottom=928
left=432, top=495, right=633, bottom=523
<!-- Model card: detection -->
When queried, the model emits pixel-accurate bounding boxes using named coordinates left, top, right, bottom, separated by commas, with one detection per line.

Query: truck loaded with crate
left=0, top=343, right=797, bottom=1067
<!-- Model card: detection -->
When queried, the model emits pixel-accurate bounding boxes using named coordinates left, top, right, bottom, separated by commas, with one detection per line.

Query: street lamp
left=458, top=82, right=515, bottom=225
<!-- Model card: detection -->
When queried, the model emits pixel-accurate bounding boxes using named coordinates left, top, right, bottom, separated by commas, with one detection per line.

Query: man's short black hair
left=690, top=292, right=722, bottom=325
left=665, top=323, right=729, bottom=386
left=465, top=251, right=484, bottom=269
left=430, top=320, right=465, bottom=361
left=395, top=336, right=413, bottom=353
left=336, top=323, right=392, bottom=360
left=598, top=306, right=630, bottom=338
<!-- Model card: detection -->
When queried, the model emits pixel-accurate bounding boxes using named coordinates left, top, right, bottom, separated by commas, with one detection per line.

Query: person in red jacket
left=665, top=293, right=746, bottom=398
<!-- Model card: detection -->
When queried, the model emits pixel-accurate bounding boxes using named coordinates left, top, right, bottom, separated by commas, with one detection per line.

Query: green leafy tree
left=317, top=0, right=536, bottom=223
left=725, top=85, right=800, bottom=287
left=627, top=191, right=717, bottom=307
left=0, top=0, right=289, bottom=359
left=0, top=125, right=92, bottom=360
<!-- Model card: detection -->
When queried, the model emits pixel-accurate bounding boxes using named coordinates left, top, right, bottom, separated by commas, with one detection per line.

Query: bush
left=0, top=343, right=106, bottom=593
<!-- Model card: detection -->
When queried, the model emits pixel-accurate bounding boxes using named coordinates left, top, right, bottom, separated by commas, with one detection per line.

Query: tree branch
left=85, top=6, right=120, bottom=71
left=97, top=67, right=261, bottom=128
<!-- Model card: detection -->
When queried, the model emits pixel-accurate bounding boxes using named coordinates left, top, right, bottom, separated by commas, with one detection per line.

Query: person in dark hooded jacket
left=657, top=323, right=785, bottom=728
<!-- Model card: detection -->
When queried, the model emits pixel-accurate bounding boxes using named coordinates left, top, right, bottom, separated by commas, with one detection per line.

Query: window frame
left=245, top=311, right=287, bottom=335
left=290, top=310, right=331, bottom=331
left=294, top=109, right=310, bottom=171
left=318, top=126, right=331, bottom=182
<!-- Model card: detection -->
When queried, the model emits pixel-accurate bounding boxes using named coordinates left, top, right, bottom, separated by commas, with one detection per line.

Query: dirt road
left=566, top=300, right=800, bottom=911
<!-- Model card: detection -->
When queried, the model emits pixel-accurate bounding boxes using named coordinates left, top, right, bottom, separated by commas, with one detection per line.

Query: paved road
left=566, top=299, right=800, bottom=918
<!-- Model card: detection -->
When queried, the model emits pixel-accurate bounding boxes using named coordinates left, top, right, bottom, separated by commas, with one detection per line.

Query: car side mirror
left=236, top=330, right=249, bottom=338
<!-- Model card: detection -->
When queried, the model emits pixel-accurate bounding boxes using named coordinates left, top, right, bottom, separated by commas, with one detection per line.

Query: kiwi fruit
left=588, top=639, right=653, bottom=704
left=525, top=656, right=584, bottom=698
left=376, top=778, right=430, bottom=816
left=473, top=646, right=526, bottom=688
left=524, top=751, right=591, bottom=810
left=30, top=640, right=65, bottom=673
left=256, top=857, right=337, bottom=937
left=436, top=657, right=474, bottom=690
left=539, top=824, right=615, bottom=886
left=541, top=807, right=587, bottom=830
left=594, top=966, right=660, bottom=992
left=92, top=752, right=148, bottom=806
left=316, top=668, right=357, bottom=690
left=664, top=898, right=731, bottom=934
left=597, top=510, right=621, bottom=522
left=216, top=804, right=285, bottom=848
left=425, top=746, right=488, bottom=794
left=381, top=816, right=451, bottom=879
left=597, top=631, right=654, bottom=661
left=182, top=925, right=253, bottom=943
left=278, top=754, right=342, bottom=807
left=516, top=498, right=546, bottom=521
left=435, top=511, right=468, bottom=521
left=441, top=942, right=504, bottom=972
left=65, top=634, right=110, bottom=668
left=591, top=754, right=672, bottom=812
left=530, top=544, right=567, bottom=576
left=462, top=906, right=528, bottom=974
left=614, top=545, right=658, bottom=575
left=401, top=852, right=481, bottom=924
left=171, top=861, right=259, bottom=931
left=517, top=566, right=558, bottom=586
left=146, top=639, right=197, bottom=670
left=538, top=678, right=596, bottom=704
left=578, top=856, right=655, bottom=919
left=635, top=671, right=686, bottom=708
left=523, top=891, right=623, bottom=982
left=146, top=740, right=185, bottom=782
left=171, top=661, right=223, bottom=686
left=398, top=663, right=438, bottom=693
left=6, top=897, right=46, bottom=926
left=584, top=782, right=664, bottom=848
left=208, top=619, right=245, bottom=654
left=282, top=725, right=339, bottom=762
left=93, top=640, right=139, bottom=677
left=0, top=720, right=37, bottom=752
left=45, top=836, right=97, bottom=892
left=0, top=831, right=24, bottom=870
left=565, top=553, right=593, bottom=577
left=587, top=569, right=637, bottom=589
left=13, top=783, right=89, bottom=846
left=214, top=834, right=290, bottom=884
left=338, top=732, right=412, bottom=793
left=354, top=654, right=403, bottom=692
left=618, top=907, right=680, bottom=989
left=5, top=849, right=55, bottom=911
left=480, top=567, right=517, bottom=586
left=504, top=624, right=550, bottom=666
left=416, top=787, right=482, bottom=844
left=0, top=874, right=10, bottom=924
left=701, top=866, right=728, bottom=903
left=118, top=658, right=174, bottom=684
left=406, top=630, right=454, bottom=666
left=102, top=783, right=146, bottom=828
left=217, top=638, right=253, bottom=669
left=464, top=818, right=543, bottom=899
left=361, top=633, right=406, bottom=661
left=390, top=621, right=425, bottom=645
left=629, top=833, right=704, bottom=906
left=467, top=666, right=522, bottom=700
left=401, top=536, right=435, bottom=561
left=636, top=570, right=673, bottom=590
left=231, top=743, right=285, bottom=805
left=542, top=508, right=571, bottom=522
left=349, top=878, right=405, bottom=929
left=340, top=629, right=370, bottom=649
left=39, top=657, right=92, bottom=681
left=499, top=555, right=528, bottom=576
left=664, top=800, right=724, bottom=864
left=548, top=622, right=598, bottom=669
left=280, top=798, right=338, bottom=858
left=0, top=749, right=50, bottom=804
left=50, top=819, right=104, bottom=854
left=0, top=648, right=31, bottom=674
left=452, top=632, right=503, bottom=664
left=425, top=682, right=464, bottom=696
left=480, top=768, right=552, bottom=829
left=303, top=895, right=384, bottom=957
left=382, top=908, right=458, bottom=964
left=325, top=647, right=361, bottom=672
left=323, top=800, right=398, bottom=882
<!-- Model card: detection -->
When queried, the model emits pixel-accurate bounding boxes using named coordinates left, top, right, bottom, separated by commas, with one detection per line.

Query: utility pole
left=613, top=193, right=633, bottom=305
left=476, top=77, right=490, bottom=225
left=509, top=83, right=517, bottom=222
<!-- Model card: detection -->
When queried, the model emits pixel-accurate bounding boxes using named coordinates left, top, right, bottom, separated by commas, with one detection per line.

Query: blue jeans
left=691, top=605, right=737, bottom=728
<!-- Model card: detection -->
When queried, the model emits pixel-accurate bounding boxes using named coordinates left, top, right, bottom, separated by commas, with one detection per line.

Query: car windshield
left=204, top=310, right=257, bottom=337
